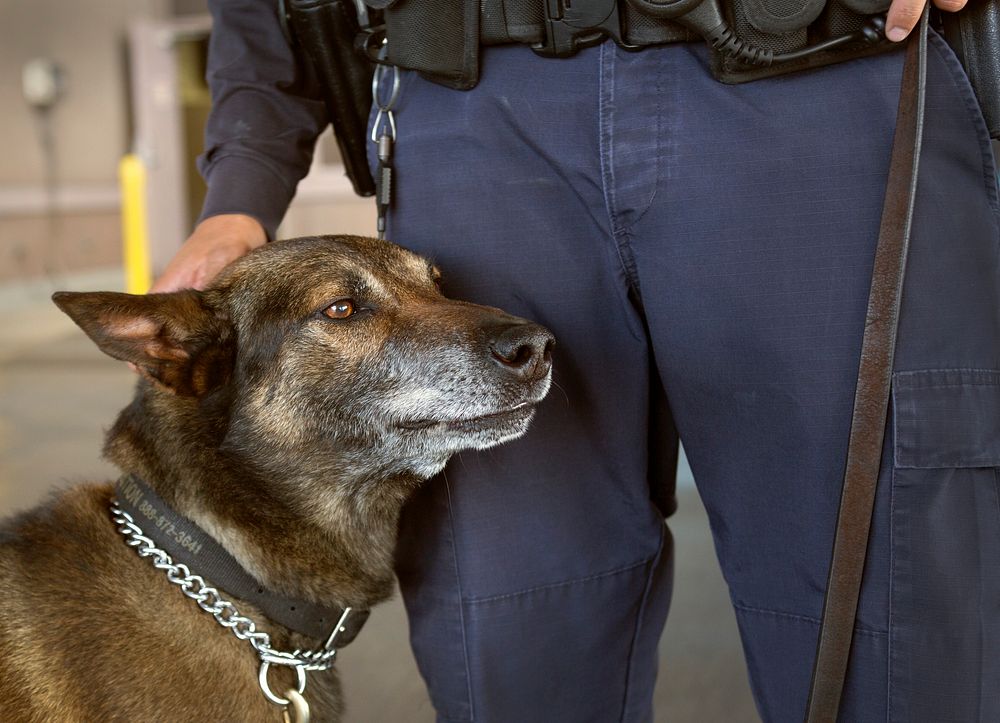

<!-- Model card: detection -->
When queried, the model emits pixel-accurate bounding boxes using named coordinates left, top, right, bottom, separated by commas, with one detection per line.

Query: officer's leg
left=379, top=45, right=675, bottom=722
left=628, top=36, right=1000, bottom=721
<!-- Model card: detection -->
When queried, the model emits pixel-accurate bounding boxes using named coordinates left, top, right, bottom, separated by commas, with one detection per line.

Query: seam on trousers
left=444, top=473, right=476, bottom=721
left=618, top=521, right=666, bottom=722
left=464, top=558, right=651, bottom=605
left=993, top=468, right=1000, bottom=534
left=732, top=601, right=888, bottom=638
left=891, top=381, right=1000, bottom=389
left=599, top=41, right=622, bottom=239
left=894, top=366, right=1000, bottom=378
left=978, top=469, right=997, bottom=723
left=619, top=48, right=662, bottom=232
left=616, top=231, right=645, bottom=305
left=597, top=43, right=649, bottom=300
left=887, top=460, right=897, bottom=723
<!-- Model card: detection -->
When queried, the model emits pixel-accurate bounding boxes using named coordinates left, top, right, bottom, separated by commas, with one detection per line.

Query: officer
left=154, top=0, right=1000, bottom=720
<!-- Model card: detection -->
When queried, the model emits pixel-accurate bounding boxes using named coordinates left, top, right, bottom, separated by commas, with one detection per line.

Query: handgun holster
left=284, top=0, right=379, bottom=196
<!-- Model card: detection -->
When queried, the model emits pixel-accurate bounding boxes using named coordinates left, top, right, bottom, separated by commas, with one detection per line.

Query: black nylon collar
left=114, top=474, right=369, bottom=646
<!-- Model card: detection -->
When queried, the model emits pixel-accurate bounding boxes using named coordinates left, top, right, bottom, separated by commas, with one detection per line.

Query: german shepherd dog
left=0, top=235, right=553, bottom=721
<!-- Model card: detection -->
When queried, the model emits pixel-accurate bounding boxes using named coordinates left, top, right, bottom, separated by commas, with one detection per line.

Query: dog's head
left=54, top=235, right=554, bottom=483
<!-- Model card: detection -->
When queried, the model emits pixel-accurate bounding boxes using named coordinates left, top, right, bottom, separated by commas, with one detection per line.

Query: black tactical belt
left=372, top=0, right=896, bottom=88
left=288, top=1, right=998, bottom=200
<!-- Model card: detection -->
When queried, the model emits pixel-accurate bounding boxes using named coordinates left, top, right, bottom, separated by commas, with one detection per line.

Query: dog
left=0, top=235, right=553, bottom=721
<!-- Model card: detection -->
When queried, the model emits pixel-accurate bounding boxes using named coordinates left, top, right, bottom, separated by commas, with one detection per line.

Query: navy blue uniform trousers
left=373, top=34, right=1000, bottom=722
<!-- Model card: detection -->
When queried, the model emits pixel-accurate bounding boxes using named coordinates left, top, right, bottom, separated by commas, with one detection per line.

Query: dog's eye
left=322, top=299, right=356, bottom=320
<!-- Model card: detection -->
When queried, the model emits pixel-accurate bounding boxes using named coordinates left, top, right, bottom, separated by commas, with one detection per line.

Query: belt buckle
left=531, top=0, right=632, bottom=57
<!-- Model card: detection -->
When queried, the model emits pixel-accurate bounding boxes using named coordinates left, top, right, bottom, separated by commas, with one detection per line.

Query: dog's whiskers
left=550, top=379, right=570, bottom=406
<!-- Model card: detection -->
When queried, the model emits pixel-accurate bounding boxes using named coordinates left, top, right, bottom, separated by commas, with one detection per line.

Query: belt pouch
left=287, top=0, right=377, bottom=196
left=733, top=0, right=825, bottom=56
left=374, top=0, right=481, bottom=90
left=710, top=0, right=893, bottom=82
left=939, top=0, right=1000, bottom=139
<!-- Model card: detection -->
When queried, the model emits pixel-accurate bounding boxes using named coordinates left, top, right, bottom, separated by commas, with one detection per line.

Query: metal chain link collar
left=110, top=498, right=355, bottom=721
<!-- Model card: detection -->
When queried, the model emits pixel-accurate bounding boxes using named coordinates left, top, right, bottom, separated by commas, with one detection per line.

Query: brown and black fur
left=0, top=235, right=553, bottom=722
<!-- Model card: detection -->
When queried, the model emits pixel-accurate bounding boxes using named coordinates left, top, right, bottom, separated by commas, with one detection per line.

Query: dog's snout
left=488, top=323, right=555, bottom=380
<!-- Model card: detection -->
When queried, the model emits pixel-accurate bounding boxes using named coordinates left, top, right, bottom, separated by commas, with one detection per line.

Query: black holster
left=283, top=0, right=380, bottom=196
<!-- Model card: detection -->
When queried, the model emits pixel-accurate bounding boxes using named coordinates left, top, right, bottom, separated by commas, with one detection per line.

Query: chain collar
left=113, top=474, right=368, bottom=643
left=110, top=498, right=353, bottom=719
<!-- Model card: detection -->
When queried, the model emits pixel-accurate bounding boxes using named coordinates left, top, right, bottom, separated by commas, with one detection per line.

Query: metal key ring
left=370, top=42, right=400, bottom=142
left=370, top=108, right=397, bottom=142
left=372, top=62, right=400, bottom=113
left=259, top=660, right=307, bottom=707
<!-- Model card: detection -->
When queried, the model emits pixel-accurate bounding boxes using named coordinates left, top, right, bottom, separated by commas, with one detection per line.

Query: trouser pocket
left=889, top=369, right=1000, bottom=723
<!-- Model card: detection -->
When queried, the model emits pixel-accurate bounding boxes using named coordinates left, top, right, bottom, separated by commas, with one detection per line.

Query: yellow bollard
left=119, top=153, right=152, bottom=295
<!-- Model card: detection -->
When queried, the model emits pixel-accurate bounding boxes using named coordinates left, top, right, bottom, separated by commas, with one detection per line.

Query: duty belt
left=289, top=0, right=997, bottom=199
left=370, top=0, right=896, bottom=89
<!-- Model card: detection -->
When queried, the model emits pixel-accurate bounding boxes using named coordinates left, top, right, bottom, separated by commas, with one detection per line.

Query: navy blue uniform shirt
left=198, top=0, right=329, bottom=239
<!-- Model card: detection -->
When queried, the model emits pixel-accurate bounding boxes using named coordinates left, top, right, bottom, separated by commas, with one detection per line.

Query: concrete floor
left=0, top=271, right=758, bottom=722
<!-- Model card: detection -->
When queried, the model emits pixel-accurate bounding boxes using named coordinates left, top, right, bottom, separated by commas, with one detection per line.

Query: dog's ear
left=52, top=290, right=234, bottom=397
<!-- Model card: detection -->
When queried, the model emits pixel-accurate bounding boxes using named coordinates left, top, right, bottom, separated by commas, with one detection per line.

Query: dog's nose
left=488, top=323, right=555, bottom=381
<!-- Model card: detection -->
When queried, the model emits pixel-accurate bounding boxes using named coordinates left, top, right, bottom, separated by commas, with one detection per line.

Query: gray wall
left=0, top=0, right=167, bottom=186
left=0, top=0, right=374, bottom=282
left=0, top=0, right=171, bottom=281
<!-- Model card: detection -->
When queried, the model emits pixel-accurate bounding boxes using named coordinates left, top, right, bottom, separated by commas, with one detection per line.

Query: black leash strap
left=805, top=9, right=928, bottom=722
left=115, top=474, right=369, bottom=645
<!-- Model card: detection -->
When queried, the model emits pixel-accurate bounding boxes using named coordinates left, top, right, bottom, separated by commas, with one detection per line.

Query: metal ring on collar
left=259, top=660, right=307, bottom=707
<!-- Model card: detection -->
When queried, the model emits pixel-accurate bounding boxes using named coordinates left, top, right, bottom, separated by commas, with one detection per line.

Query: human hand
left=885, top=0, right=965, bottom=43
left=150, top=214, right=267, bottom=293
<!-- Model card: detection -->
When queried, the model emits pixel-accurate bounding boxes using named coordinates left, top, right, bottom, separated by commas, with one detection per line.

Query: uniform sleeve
left=197, top=0, right=330, bottom=239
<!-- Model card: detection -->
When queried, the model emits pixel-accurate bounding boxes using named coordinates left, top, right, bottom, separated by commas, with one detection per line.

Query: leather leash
left=804, top=9, right=929, bottom=722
